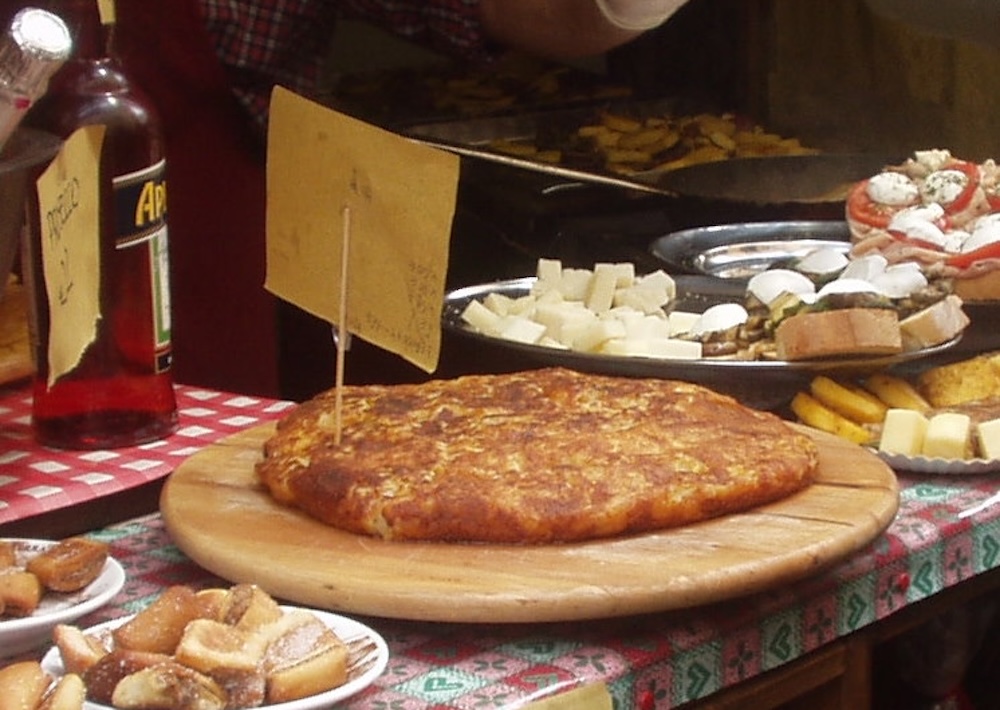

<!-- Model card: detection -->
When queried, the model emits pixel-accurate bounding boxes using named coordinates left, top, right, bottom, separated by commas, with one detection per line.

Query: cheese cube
left=645, top=338, right=701, bottom=359
left=636, top=269, right=677, bottom=301
left=600, top=338, right=651, bottom=357
left=597, top=262, right=636, bottom=288
left=878, top=408, right=928, bottom=456
left=976, top=418, right=1000, bottom=459
left=482, top=292, right=515, bottom=316
left=573, top=319, right=627, bottom=352
left=613, top=285, right=670, bottom=314
left=497, top=316, right=546, bottom=344
left=585, top=266, right=619, bottom=314
left=534, top=287, right=564, bottom=305
left=921, top=412, right=972, bottom=459
left=534, top=302, right=595, bottom=344
left=461, top=300, right=502, bottom=334
left=507, top=294, right=538, bottom=317
left=559, top=268, right=593, bottom=301
left=536, top=258, right=563, bottom=284
left=622, top=313, right=672, bottom=340
left=668, top=311, right=700, bottom=336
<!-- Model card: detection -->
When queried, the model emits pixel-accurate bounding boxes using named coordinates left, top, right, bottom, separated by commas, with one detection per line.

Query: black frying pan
left=647, top=153, right=899, bottom=205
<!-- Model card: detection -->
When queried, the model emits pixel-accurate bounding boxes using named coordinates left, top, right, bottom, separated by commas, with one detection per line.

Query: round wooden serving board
left=160, top=423, right=899, bottom=623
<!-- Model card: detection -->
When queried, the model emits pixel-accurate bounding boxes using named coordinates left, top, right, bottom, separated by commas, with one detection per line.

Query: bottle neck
left=44, top=0, right=113, bottom=62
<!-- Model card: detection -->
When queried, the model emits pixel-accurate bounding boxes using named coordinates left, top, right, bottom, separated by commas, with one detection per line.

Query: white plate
left=874, top=450, right=1000, bottom=475
left=0, top=538, right=125, bottom=657
left=41, top=606, right=389, bottom=710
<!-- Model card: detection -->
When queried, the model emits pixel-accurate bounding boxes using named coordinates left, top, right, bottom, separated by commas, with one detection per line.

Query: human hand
left=592, top=0, right=688, bottom=30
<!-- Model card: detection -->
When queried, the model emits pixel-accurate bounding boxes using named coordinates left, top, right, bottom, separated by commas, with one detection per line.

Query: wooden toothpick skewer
left=334, top=204, right=351, bottom=445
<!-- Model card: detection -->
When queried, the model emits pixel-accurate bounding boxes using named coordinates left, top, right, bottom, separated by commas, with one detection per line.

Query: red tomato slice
left=930, top=160, right=980, bottom=214
left=947, top=241, right=1000, bottom=269
left=846, top=180, right=894, bottom=230
left=886, top=230, right=946, bottom=253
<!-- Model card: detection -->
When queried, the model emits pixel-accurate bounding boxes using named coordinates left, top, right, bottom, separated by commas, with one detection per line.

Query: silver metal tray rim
left=443, top=276, right=960, bottom=376
left=650, top=220, right=851, bottom=279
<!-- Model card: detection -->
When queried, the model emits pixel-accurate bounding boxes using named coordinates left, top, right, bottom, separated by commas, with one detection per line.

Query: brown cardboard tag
left=97, top=0, right=115, bottom=25
left=35, top=125, right=104, bottom=386
left=265, top=86, right=458, bottom=373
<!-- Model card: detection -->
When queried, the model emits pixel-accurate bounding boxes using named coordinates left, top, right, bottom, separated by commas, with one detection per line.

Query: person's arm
left=478, top=0, right=689, bottom=58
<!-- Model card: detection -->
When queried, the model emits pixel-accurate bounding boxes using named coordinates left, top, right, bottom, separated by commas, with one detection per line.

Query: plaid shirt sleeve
left=197, top=0, right=491, bottom=130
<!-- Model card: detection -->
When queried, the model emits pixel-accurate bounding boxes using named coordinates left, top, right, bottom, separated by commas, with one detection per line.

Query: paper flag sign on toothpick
left=36, top=125, right=104, bottom=386
left=264, top=86, right=459, bottom=373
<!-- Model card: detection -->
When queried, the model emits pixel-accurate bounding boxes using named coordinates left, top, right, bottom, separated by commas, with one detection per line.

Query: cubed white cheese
left=461, top=300, right=503, bottom=334
left=644, top=338, right=702, bottom=359
left=534, top=302, right=596, bottom=343
left=668, top=310, right=700, bottom=336
left=623, top=313, right=672, bottom=340
left=497, top=315, right=547, bottom=344
left=536, top=257, right=563, bottom=284
left=613, top=285, right=670, bottom=314
left=596, top=262, right=636, bottom=288
left=636, top=269, right=677, bottom=300
left=921, top=412, right=972, bottom=459
left=585, top=266, right=619, bottom=314
left=482, top=292, right=515, bottom=316
left=559, top=268, right=593, bottom=301
left=573, top=318, right=627, bottom=352
left=534, top=287, right=564, bottom=305
left=600, top=338, right=651, bottom=357
left=878, top=408, right=929, bottom=457
left=507, top=294, right=538, bottom=317
left=976, top=418, right=1000, bottom=459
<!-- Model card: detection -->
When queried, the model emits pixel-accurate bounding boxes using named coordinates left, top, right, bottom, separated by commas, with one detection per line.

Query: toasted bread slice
left=83, top=649, right=172, bottom=705
left=26, top=538, right=108, bottom=593
left=193, top=588, right=228, bottom=621
left=53, top=623, right=110, bottom=675
left=219, top=584, right=283, bottom=632
left=113, top=586, right=204, bottom=655
left=775, top=308, right=902, bottom=360
left=261, top=610, right=348, bottom=703
left=209, top=668, right=266, bottom=710
left=38, top=673, right=86, bottom=710
left=0, top=540, right=16, bottom=569
left=0, top=569, right=44, bottom=616
left=0, top=661, right=51, bottom=710
left=111, top=661, right=226, bottom=710
left=174, top=619, right=266, bottom=674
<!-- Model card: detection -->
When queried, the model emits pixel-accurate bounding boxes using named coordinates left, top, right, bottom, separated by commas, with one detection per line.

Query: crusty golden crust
left=256, top=368, right=819, bottom=544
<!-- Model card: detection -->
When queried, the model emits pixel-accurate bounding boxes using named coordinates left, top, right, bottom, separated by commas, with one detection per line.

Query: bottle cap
left=0, top=8, right=72, bottom=102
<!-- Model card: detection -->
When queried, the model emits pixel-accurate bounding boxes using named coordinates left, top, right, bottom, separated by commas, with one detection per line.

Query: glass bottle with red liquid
left=22, top=0, right=176, bottom=448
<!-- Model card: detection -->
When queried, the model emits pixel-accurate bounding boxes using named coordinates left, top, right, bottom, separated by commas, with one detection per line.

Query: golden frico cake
left=256, top=368, right=819, bottom=544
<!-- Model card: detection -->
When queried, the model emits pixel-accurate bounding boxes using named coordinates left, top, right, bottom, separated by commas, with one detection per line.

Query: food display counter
left=2, top=374, right=1000, bottom=708
left=5, top=6, right=1000, bottom=707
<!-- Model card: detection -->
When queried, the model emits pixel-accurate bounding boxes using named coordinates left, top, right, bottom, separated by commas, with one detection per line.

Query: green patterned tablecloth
left=21, top=469, right=999, bottom=709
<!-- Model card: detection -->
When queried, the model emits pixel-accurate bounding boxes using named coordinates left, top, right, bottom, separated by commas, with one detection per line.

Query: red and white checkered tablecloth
left=0, top=384, right=295, bottom=525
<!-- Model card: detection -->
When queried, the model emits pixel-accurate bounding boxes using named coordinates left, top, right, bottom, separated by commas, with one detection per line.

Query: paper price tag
left=265, top=87, right=459, bottom=373
left=35, top=125, right=103, bottom=386
left=97, top=0, right=116, bottom=26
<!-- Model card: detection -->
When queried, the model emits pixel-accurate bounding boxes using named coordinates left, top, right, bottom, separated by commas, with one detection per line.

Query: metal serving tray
left=442, top=275, right=959, bottom=410
left=650, top=220, right=851, bottom=279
